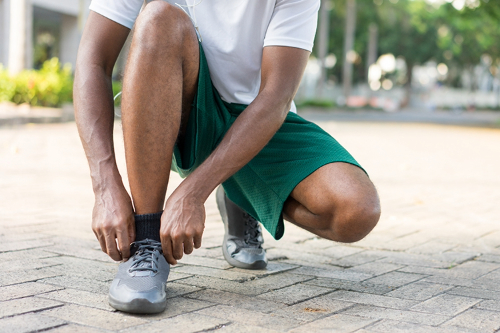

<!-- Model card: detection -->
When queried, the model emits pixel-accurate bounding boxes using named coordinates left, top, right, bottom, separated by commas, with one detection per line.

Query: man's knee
left=134, top=1, right=193, bottom=49
left=323, top=189, right=381, bottom=243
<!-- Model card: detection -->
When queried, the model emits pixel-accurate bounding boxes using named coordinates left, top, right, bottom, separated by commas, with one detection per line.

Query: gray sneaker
left=108, top=239, right=169, bottom=314
left=216, top=186, right=267, bottom=269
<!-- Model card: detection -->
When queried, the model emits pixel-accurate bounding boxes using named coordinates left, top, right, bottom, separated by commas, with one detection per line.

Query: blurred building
left=0, top=0, right=91, bottom=73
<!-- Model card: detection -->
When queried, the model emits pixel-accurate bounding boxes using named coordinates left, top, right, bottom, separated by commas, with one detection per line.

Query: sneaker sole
left=216, top=187, right=267, bottom=270
left=108, top=295, right=166, bottom=314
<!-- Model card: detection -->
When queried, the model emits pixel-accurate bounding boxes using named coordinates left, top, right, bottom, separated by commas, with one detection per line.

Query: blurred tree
left=319, top=0, right=499, bottom=104
left=434, top=2, right=500, bottom=92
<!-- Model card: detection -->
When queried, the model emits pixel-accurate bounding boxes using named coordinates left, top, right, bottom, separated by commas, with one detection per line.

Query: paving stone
left=0, top=282, right=63, bottom=301
left=327, top=290, right=419, bottom=310
left=287, top=313, right=377, bottom=333
left=165, top=282, right=202, bottom=298
left=363, top=271, right=426, bottom=288
left=176, top=255, right=232, bottom=269
left=293, top=265, right=373, bottom=282
left=0, top=257, right=62, bottom=272
left=447, top=286, right=500, bottom=300
left=172, top=265, right=255, bottom=282
left=45, top=323, right=111, bottom=332
left=215, top=323, right=282, bottom=333
left=348, top=262, right=403, bottom=276
left=0, top=249, right=59, bottom=262
left=186, top=289, right=285, bottom=313
left=0, top=313, right=66, bottom=333
left=385, top=281, right=453, bottom=301
left=43, top=303, right=148, bottom=330
left=476, top=254, right=500, bottom=264
left=414, top=261, right=500, bottom=280
left=45, top=239, right=113, bottom=263
left=120, top=313, right=229, bottom=333
left=272, top=294, right=355, bottom=323
left=410, top=294, right=481, bottom=316
left=342, top=304, right=450, bottom=326
left=380, top=252, right=477, bottom=269
left=328, top=250, right=391, bottom=268
left=196, top=304, right=302, bottom=332
left=407, top=240, right=457, bottom=255
left=305, top=277, right=395, bottom=295
left=177, top=272, right=313, bottom=296
left=38, top=288, right=114, bottom=311
left=360, top=319, right=480, bottom=333
left=188, top=247, right=224, bottom=259
left=475, top=267, right=500, bottom=281
left=227, top=261, right=298, bottom=277
left=256, top=283, right=332, bottom=305
left=0, top=297, right=63, bottom=318
left=442, top=308, right=500, bottom=332
left=0, top=232, right=53, bottom=243
left=3, top=119, right=500, bottom=332
left=476, top=300, right=500, bottom=312
left=320, top=245, right=366, bottom=258
left=136, top=297, right=213, bottom=320
left=0, top=266, right=62, bottom=286
left=167, top=271, right=193, bottom=282
left=39, top=275, right=110, bottom=294
left=0, top=239, right=54, bottom=253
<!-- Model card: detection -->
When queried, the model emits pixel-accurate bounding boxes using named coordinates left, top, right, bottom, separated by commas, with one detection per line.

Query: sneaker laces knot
left=243, top=213, right=262, bottom=247
left=128, top=239, right=162, bottom=274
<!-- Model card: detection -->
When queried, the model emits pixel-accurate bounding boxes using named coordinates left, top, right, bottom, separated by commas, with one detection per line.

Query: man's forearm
left=74, top=65, right=123, bottom=193
left=175, top=90, right=291, bottom=202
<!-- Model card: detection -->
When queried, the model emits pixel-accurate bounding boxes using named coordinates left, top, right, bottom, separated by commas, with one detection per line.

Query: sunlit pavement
left=1, top=118, right=499, bottom=332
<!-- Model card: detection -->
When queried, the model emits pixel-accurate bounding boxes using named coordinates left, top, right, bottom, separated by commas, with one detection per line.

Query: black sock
left=134, top=212, right=162, bottom=243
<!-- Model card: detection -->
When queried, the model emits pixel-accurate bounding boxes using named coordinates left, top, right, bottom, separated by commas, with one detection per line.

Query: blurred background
left=0, top=0, right=499, bottom=113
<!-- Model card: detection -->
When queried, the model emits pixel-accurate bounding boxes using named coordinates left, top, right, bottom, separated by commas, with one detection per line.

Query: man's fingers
left=117, top=231, right=131, bottom=260
left=104, top=232, right=122, bottom=261
left=94, top=232, right=107, bottom=253
left=193, top=234, right=202, bottom=249
left=128, top=220, right=136, bottom=244
left=161, top=238, right=177, bottom=265
left=171, top=238, right=184, bottom=260
left=183, top=238, right=194, bottom=255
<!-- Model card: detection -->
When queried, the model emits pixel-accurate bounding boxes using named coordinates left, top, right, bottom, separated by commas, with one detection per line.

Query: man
left=74, top=0, right=380, bottom=314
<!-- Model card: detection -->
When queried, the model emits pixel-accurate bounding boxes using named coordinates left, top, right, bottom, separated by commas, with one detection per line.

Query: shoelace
left=128, top=239, right=162, bottom=273
left=243, top=213, right=262, bottom=247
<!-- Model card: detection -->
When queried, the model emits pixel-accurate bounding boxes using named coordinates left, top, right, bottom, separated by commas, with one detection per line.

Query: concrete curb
left=0, top=103, right=75, bottom=126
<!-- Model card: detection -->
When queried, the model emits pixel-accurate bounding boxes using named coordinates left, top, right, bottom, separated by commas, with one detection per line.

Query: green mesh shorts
left=172, top=43, right=363, bottom=240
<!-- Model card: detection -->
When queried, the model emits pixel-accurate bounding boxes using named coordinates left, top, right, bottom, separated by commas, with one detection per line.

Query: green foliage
left=0, top=58, right=73, bottom=107
left=296, top=99, right=336, bottom=108
left=112, top=81, right=122, bottom=106
left=0, top=65, right=15, bottom=102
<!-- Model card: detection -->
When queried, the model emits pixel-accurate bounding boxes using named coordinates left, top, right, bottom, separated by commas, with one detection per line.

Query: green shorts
left=172, top=43, right=363, bottom=240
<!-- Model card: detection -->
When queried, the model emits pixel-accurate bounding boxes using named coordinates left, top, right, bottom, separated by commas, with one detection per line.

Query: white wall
left=31, top=0, right=79, bottom=16
left=0, top=0, right=6, bottom=66
left=60, top=14, right=79, bottom=69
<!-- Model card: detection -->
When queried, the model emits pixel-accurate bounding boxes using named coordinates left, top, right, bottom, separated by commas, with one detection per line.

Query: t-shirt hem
left=263, top=38, right=313, bottom=52
left=89, top=3, right=135, bottom=29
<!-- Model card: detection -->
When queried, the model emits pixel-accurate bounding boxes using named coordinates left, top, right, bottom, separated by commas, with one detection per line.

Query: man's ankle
left=135, top=212, right=162, bottom=242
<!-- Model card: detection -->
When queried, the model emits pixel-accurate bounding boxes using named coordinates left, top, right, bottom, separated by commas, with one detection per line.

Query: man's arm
left=74, top=12, right=133, bottom=261
left=160, top=46, right=310, bottom=264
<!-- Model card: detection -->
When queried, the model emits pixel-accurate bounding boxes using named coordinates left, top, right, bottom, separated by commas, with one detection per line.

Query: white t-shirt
left=89, top=0, right=320, bottom=110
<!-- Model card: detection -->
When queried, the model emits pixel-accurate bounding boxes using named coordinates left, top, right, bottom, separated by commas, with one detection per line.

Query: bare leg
left=121, top=2, right=199, bottom=214
left=283, top=162, right=381, bottom=242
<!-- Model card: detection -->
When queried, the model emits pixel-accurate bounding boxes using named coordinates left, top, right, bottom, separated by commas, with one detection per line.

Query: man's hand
left=92, top=185, right=135, bottom=261
left=160, top=191, right=205, bottom=265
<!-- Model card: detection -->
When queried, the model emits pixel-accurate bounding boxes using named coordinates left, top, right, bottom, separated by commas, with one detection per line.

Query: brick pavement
left=0, top=119, right=499, bottom=332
